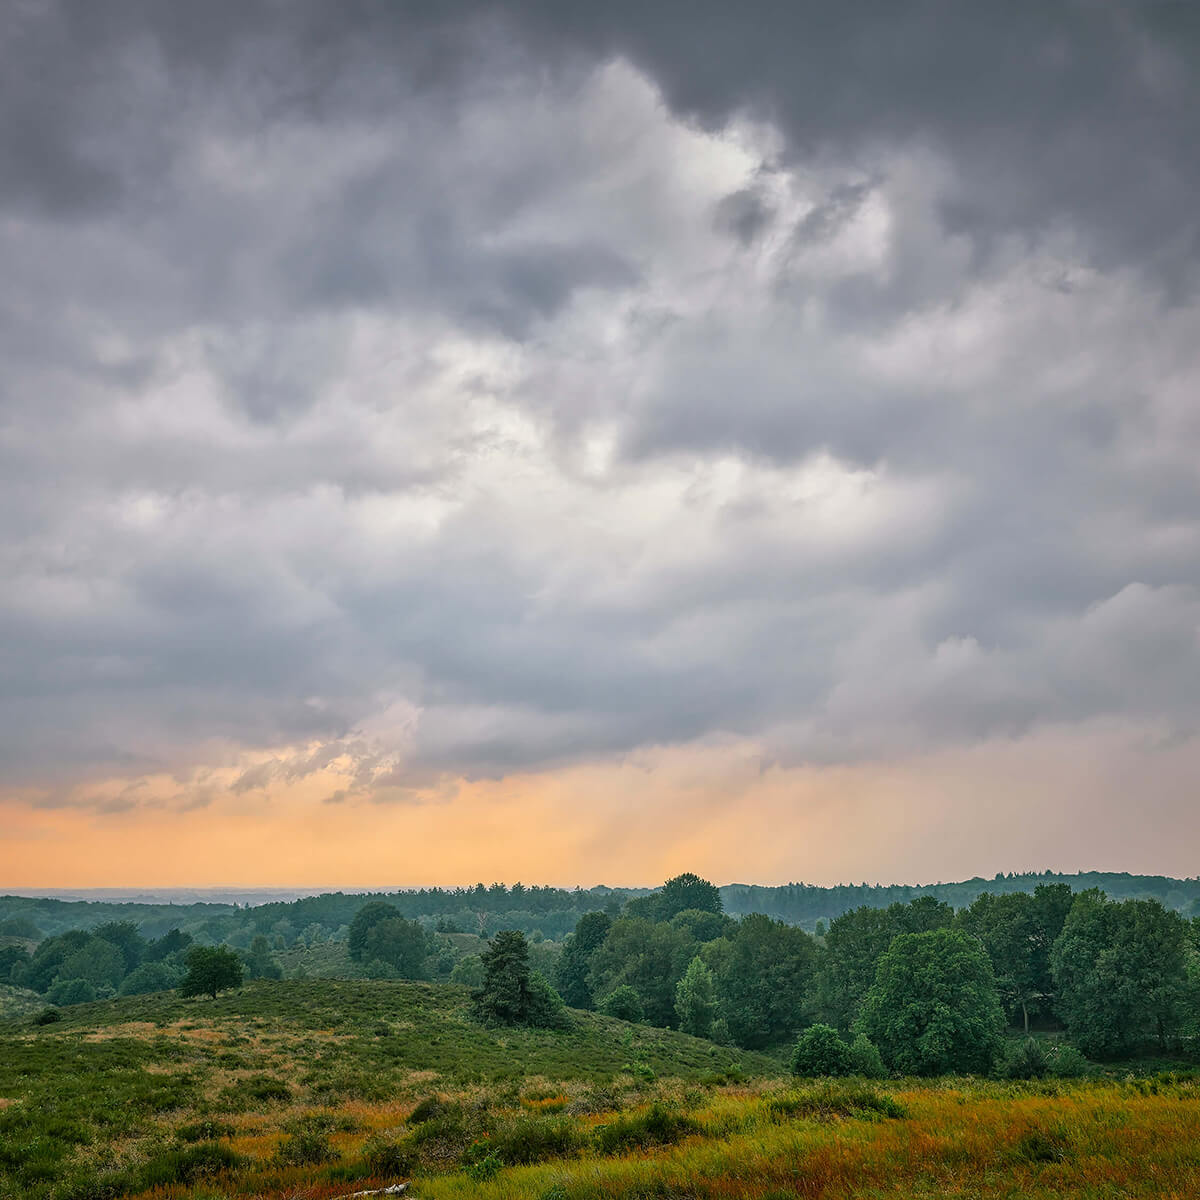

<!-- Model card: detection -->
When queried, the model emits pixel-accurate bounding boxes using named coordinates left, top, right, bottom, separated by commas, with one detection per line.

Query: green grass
left=3, top=981, right=1197, bottom=1199
left=0, top=979, right=771, bottom=1200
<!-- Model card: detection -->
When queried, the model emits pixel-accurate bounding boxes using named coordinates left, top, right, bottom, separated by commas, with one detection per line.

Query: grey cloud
left=1, top=1, right=1198, bottom=805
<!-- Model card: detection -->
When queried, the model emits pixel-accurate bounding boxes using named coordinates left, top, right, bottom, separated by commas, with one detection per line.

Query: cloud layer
left=1, top=2, right=1198, bottom=878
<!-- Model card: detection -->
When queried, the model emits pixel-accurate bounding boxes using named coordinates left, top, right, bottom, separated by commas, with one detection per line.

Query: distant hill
left=720, top=871, right=1200, bottom=926
left=2, top=871, right=1195, bottom=946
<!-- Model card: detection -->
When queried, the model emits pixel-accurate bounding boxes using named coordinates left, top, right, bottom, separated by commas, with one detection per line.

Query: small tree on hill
left=348, top=901, right=401, bottom=963
left=556, top=911, right=612, bottom=1009
left=674, top=956, right=717, bottom=1038
left=474, top=930, right=569, bottom=1028
left=599, top=984, right=645, bottom=1023
left=362, top=916, right=431, bottom=979
left=790, top=1023, right=851, bottom=1076
left=180, top=945, right=244, bottom=1000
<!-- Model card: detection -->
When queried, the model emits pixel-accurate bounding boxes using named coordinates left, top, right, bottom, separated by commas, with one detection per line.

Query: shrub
left=790, top=1023, right=852, bottom=1076
left=1014, top=1125, right=1073, bottom=1164
left=409, top=1096, right=451, bottom=1124
left=594, top=1104, right=701, bottom=1154
left=599, top=985, right=644, bottom=1023
left=1046, top=1044, right=1090, bottom=1078
left=1002, top=1038, right=1050, bottom=1079
left=527, top=971, right=571, bottom=1029
left=138, top=1142, right=243, bottom=1188
left=245, top=1075, right=292, bottom=1103
left=486, top=1116, right=579, bottom=1165
left=33, top=1007, right=61, bottom=1025
left=362, top=1134, right=416, bottom=1178
left=273, top=1125, right=339, bottom=1167
left=175, top=1119, right=234, bottom=1143
left=847, top=1033, right=887, bottom=1078
left=47, top=977, right=97, bottom=1006
left=766, top=1081, right=907, bottom=1122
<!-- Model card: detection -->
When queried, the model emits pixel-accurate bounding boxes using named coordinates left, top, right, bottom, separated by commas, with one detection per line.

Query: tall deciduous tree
left=709, top=914, right=819, bottom=1049
left=347, top=901, right=401, bottom=963
left=588, top=918, right=693, bottom=1027
left=857, top=928, right=1004, bottom=1075
left=1051, top=891, right=1193, bottom=1056
left=674, top=955, right=717, bottom=1038
left=556, top=911, right=612, bottom=1009
left=180, top=945, right=244, bottom=1000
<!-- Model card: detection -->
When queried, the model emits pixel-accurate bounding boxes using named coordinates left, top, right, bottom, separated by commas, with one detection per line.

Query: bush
left=362, top=1134, right=416, bottom=1178
left=847, top=1033, right=887, bottom=1078
left=1014, top=1125, right=1073, bottom=1164
left=594, top=1104, right=700, bottom=1154
left=409, top=1096, right=451, bottom=1124
left=599, top=985, right=644, bottom=1023
left=47, top=978, right=96, bottom=1007
left=138, top=1142, right=243, bottom=1188
left=1002, top=1038, right=1050, bottom=1079
left=175, top=1119, right=234, bottom=1143
left=486, top=1116, right=579, bottom=1165
left=790, top=1023, right=852, bottom=1076
left=33, top=1007, right=61, bottom=1025
left=1046, top=1043, right=1090, bottom=1079
left=527, top=971, right=570, bottom=1029
left=766, top=1081, right=907, bottom=1122
left=273, top=1125, right=339, bottom=1167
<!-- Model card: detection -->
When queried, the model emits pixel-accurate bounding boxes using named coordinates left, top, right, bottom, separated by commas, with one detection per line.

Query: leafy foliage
left=675, top=955, right=717, bottom=1038
left=858, top=928, right=1005, bottom=1075
left=179, top=945, right=244, bottom=1000
left=790, top=1023, right=852, bottom=1076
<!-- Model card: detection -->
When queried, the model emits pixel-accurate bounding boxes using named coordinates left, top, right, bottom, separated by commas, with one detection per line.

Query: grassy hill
left=2, top=979, right=1198, bottom=1199
left=0, top=978, right=773, bottom=1200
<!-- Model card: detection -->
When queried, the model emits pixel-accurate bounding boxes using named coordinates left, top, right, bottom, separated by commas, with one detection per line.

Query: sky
left=2, top=1, right=1199, bottom=888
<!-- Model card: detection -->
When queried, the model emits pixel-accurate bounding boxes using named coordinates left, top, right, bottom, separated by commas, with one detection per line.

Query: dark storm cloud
left=1, top=0, right=1198, bottom=805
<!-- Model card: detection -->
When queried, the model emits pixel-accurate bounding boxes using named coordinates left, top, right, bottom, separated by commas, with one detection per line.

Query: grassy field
left=1, top=980, right=1197, bottom=1199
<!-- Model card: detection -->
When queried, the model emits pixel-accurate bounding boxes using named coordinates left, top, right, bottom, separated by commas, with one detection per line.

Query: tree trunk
left=1022, top=1002, right=1029, bottom=1035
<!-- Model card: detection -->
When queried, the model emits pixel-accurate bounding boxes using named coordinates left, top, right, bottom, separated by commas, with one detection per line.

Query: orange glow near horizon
left=3, top=724, right=1199, bottom=890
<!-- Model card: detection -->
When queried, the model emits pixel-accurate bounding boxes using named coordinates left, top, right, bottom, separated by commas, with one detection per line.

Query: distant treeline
left=0, top=885, right=643, bottom=946
left=721, top=872, right=1200, bottom=924
left=2, top=872, right=1196, bottom=950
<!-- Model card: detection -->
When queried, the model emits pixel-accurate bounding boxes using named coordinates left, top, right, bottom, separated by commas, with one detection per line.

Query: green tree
left=450, top=954, right=484, bottom=987
left=47, top=977, right=96, bottom=1006
left=245, top=935, right=283, bottom=981
left=816, top=898, right=953, bottom=1032
left=1051, top=891, right=1193, bottom=1057
left=118, top=961, right=180, bottom=997
left=790, top=1023, right=851, bottom=1076
left=599, top=984, right=644, bottom=1023
left=58, top=939, right=125, bottom=992
left=180, top=945, right=244, bottom=1000
left=473, top=930, right=566, bottom=1027
left=90, top=921, right=147, bottom=974
left=857, top=928, right=1004, bottom=1075
left=348, top=901, right=402, bottom=963
left=588, top=918, right=693, bottom=1027
left=362, top=916, right=431, bottom=979
left=0, top=945, right=30, bottom=984
left=674, top=955, right=717, bottom=1038
left=709, top=914, right=819, bottom=1049
left=669, top=908, right=737, bottom=944
left=627, top=873, right=723, bottom=923
left=958, top=884, right=1073, bottom=1032
left=145, top=928, right=193, bottom=963
left=556, top=911, right=612, bottom=1009
left=846, top=1032, right=887, bottom=1078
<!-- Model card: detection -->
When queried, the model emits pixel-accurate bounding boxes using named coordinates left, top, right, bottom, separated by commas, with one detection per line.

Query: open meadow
left=2, top=980, right=1197, bottom=1200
